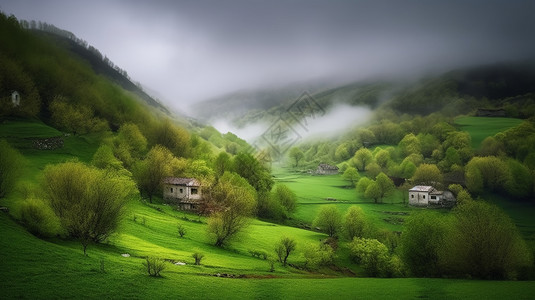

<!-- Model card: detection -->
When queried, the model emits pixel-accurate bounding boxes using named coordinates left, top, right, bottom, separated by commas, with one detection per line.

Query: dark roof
left=318, top=163, right=339, bottom=170
left=163, top=177, right=200, bottom=186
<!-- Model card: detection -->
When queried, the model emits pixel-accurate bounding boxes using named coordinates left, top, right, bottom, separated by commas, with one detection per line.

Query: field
left=2, top=119, right=535, bottom=299
left=455, top=116, right=523, bottom=148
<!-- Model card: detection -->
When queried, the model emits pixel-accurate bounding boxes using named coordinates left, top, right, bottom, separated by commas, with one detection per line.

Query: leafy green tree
left=398, top=133, right=421, bottom=157
left=399, top=211, right=449, bottom=277
left=343, top=206, right=368, bottom=240
left=505, top=159, right=533, bottom=199
left=272, top=184, right=297, bottom=215
left=207, top=172, right=256, bottom=247
left=352, top=148, right=373, bottom=171
left=446, top=201, right=532, bottom=279
left=342, top=167, right=360, bottom=186
left=349, top=237, right=391, bottom=277
left=375, top=149, right=391, bottom=168
left=289, top=147, right=304, bottom=167
left=356, top=177, right=372, bottom=194
left=375, top=172, right=395, bottom=201
left=43, top=161, right=134, bottom=255
left=364, top=181, right=381, bottom=203
left=411, top=164, right=443, bottom=187
left=335, top=143, right=351, bottom=161
left=92, top=144, right=123, bottom=170
left=465, top=156, right=511, bottom=195
left=366, top=162, right=382, bottom=179
left=275, top=236, right=296, bottom=266
left=214, top=152, right=231, bottom=178
left=233, top=152, right=273, bottom=193
left=153, top=119, right=190, bottom=158
left=18, top=198, right=61, bottom=237
left=133, top=145, right=179, bottom=202
left=303, top=242, right=335, bottom=269
left=0, top=140, right=24, bottom=198
left=313, top=205, right=341, bottom=237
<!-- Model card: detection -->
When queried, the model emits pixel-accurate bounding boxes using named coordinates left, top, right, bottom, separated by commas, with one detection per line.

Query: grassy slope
left=2, top=120, right=535, bottom=299
left=455, top=116, right=523, bottom=148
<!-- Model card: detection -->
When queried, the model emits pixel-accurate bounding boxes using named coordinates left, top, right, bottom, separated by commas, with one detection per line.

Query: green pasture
left=2, top=213, right=535, bottom=300
left=455, top=116, right=523, bottom=148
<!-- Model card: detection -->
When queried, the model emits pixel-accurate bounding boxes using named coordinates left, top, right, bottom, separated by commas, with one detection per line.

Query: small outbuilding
left=163, top=177, right=202, bottom=211
left=316, top=163, right=339, bottom=175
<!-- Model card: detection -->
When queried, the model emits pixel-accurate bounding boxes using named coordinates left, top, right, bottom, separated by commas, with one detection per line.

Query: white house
left=11, top=91, right=20, bottom=107
left=163, top=177, right=202, bottom=211
left=409, top=185, right=443, bottom=206
left=316, top=163, right=339, bottom=175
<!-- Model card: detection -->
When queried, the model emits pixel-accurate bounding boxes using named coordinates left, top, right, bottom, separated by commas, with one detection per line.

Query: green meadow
left=455, top=116, right=523, bottom=148
left=2, top=119, right=535, bottom=299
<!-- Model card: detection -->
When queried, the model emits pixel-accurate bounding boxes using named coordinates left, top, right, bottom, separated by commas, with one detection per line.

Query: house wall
left=409, top=191, right=429, bottom=206
left=163, top=184, right=188, bottom=201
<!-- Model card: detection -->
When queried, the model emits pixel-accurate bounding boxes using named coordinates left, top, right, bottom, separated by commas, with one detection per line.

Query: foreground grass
left=2, top=213, right=535, bottom=300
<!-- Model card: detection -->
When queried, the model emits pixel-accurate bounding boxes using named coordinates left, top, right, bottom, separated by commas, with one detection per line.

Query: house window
left=191, top=188, right=198, bottom=195
left=430, top=196, right=436, bottom=200
left=180, top=188, right=183, bottom=193
left=423, top=195, right=426, bottom=199
left=411, top=194, right=414, bottom=198
left=170, top=188, right=173, bottom=193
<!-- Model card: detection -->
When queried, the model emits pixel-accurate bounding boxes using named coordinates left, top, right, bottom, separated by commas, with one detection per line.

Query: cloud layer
left=2, top=0, right=534, bottom=112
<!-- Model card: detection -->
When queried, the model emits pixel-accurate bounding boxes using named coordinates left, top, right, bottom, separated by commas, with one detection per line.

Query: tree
left=398, top=133, right=421, bottom=157
left=349, top=237, right=391, bottom=277
left=133, top=145, right=178, bottom=202
left=92, top=144, right=123, bottom=171
left=342, top=167, right=360, bottom=187
left=352, top=148, right=373, bottom=171
left=411, top=164, right=443, bottom=187
left=313, top=205, right=341, bottom=237
left=153, top=119, right=190, bottom=158
left=232, top=152, right=273, bottom=193
left=303, top=242, right=335, bottom=269
left=376, top=173, right=395, bottom=199
left=207, top=172, right=256, bottom=247
left=289, top=147, right=304, bottom=167
left=43, top=161, right=134, bottom=255
left=399, top=211, right=449, bottom=277
left=275, top=236, right=296, bottom=266
left=446, top=201, right=532, bottom=279
left=214, top=152, right=231, bottom=179
left=364, top=181, right=381, bottom=203
left=465, top=156, right=511, bottom=195
left=375, top=149, right=391, bottom=168
left=356, top=177, right=372, bottom=194
left=0, top=140, right=24, bottom=198
left=343, top=206, right=368, bottom=240
left=272, top=184, right=297, bottom=215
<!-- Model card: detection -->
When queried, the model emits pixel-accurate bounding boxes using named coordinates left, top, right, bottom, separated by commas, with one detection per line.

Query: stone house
left=316, top=163, right=339, bottom=175
left=162, top=177, right=202, bottom=211
left=409, top=185, right=456, bottom=207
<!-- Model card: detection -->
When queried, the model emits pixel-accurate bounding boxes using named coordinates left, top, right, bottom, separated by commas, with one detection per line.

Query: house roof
left=318, top=163, right=339, bottom=170
left=409, top=185, right=435, bottom=192
left=163, top=177, right=200, bottom=186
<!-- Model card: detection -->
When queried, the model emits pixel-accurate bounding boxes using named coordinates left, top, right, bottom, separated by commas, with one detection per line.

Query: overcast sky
left=1, top=0, right=534, bottom=112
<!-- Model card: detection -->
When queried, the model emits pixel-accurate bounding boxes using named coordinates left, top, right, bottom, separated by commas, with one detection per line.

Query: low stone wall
left=31, top=136, right=64, bottom=150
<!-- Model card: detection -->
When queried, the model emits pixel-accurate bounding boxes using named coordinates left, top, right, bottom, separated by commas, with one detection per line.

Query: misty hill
left=194, top=62, right=535, bottom=130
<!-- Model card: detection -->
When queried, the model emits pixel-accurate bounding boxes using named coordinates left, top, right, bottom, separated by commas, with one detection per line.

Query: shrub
left=303, top=242, right=335, bottom=270
left=177, top=223, right=186, bottom=237
left=0, top=140, right=25, bottom=198
left=192, top=252, right=205, bottom=265
left=249, top=249, right=268, bottom=260
left=18, top=198, right=61, bottom=237
left=143, top=257, right=166, bottom=277
left=349, top=237, right=391, bottom=277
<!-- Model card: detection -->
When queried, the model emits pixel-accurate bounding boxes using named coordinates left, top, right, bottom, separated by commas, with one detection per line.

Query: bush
left=349, top=237, right=391, bottom=277
left=177, top=223, right=186, bottom=238
left=249, top=249, right=268, bottom=260
left=18, top=198, right=61, bottom=237
left=192, top=252, right=205, bottom=265
left=275, top=236, right=296, bottom=266
left=303, top=242, right=335, bottom=270
left=143, top=257, right=166, bottom=277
